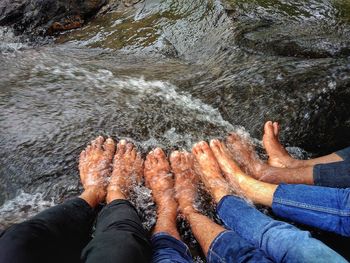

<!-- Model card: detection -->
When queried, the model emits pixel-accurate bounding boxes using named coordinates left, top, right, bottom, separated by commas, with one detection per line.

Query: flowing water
left=1, top=0, right=350, bottom=260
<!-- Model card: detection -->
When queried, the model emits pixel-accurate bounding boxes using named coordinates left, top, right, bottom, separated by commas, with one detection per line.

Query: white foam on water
left=0, top=27, right=28, bottom=53
left=31, top=61, right=237, bottom=136
left=0, top=192, right=55, bottom=230
left=93, top=76, right=236, bottom=132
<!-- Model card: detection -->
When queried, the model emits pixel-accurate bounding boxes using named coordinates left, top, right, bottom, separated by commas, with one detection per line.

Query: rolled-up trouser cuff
left=151, top=232, right=193, bottom=263
left=336, top=147, right=350, bottom=161
left=313, top=161, right=350, bottom=188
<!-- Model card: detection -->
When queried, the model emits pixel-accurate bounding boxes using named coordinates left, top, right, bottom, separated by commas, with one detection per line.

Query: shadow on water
left=1, top=0, right=350, bottom=261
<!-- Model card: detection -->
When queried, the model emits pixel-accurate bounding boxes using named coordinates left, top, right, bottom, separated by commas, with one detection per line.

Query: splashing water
left=1, top=0, right=350, bottom=260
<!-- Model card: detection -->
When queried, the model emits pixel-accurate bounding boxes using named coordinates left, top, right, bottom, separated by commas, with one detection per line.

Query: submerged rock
left=0, top=0, right=107, bottom=35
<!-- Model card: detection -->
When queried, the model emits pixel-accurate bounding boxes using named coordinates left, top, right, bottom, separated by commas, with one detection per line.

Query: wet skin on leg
left=263, top=121, right=343, bottom=168
left=209, top=139, right=277, bottom=206
left=79, top=136, right=116, bottom=207
left=106, top=140, right=143, bottom=203
left=171, top=150, right=226, bottom=256
left=226, top=133, right=314, bottom=185
left=144, top=148, right=180, bottom=239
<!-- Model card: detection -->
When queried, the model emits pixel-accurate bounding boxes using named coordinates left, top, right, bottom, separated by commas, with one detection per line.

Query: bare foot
left=211, top=139, right=277, bottom=206
left=263, top=121, right=295, bottom=168
left=192, top=141, right=231, bottom=203
left=225, top=133, right=266, bottom=179
left=107, top=140, right=143, bottom=202
left=144, top=148, right=179, bottom=238
left=144, top=148, right=174, bottom=204
left=209, top=139, right=246, bottom=196
left=79, top=136, right=115, bottom=207
left=170, top=151, right=198, bottom=216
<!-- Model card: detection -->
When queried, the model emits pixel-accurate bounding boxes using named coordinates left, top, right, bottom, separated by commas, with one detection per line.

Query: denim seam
left=274, top=198, right=350, bottom=216
left=313, top=165, right=322, bottom=186
left=151, top=232, right=192, bottom=258
left=336, top=148, right=350, bottom=161
left=207, top=231, right=228, bottom=263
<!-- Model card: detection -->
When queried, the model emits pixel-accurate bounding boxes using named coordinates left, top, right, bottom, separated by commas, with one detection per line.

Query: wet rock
left=122, top=0, right=144, bottom=7
left=234, top=20, right=350, bottom=59
left=221, top=0, right=350, bottom=59
left=201, top=0, right=350, bottom=153
left=0, top=0, right=107, bottom=35
left=191, top=56, right=350, bottom=155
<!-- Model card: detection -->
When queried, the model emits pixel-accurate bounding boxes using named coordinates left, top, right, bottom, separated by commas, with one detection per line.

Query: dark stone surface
left=0, top=0, right=107, bottom=35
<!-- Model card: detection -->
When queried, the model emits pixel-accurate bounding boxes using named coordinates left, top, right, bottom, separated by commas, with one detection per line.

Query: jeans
left=336, top=147, right=350, bottom=161
left=151, top=232, right=193, bottom=263
left=313, top=147, right=350, bottom=188
left=207, top=230, right=273, bottom=263
left=152, top=229, right=273, bottom=263
left=273, top=184, right=350, bottom=237
left=0, top=198, right=151, bottom=263
left=217, top=195, right=346, bottom=263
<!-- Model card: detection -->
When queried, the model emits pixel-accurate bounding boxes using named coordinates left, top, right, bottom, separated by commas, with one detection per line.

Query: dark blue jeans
left=153, top=195, right=346, bottom=263
left=151, top=232, right=193, bottom=263
left=314, top=147, right=350, bottom=188
left=273, top=184, right=350, bottom=237
left=217, top=195, right=346, bottom=263
left=151, top=231, right=273, bottom=263
left=207, top=230, right=273, bottom=263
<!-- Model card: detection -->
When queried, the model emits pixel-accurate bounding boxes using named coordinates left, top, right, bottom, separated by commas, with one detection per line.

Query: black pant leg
left=82, top=200, right=152, bottom=263
left=0, top=198, right=95, bottom=263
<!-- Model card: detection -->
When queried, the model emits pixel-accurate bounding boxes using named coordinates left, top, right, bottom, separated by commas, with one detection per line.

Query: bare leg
left=171, top=150, right=226, bottom=256
left=191, top=140, right=277, bottom=207
left=79, top=136, right=116, bottom=207
left=263, top=121, right=343, bottom=168
left=226, top=133, right=314, bottom=185
left=106, top=139, right=143, bottom=203
left=144, top=148, right=180, bottom=239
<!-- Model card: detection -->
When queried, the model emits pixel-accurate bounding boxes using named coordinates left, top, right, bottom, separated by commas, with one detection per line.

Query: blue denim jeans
left=273, top=184, right=350, bottom=237
left=336, top=147, right=350, bottom=161
left=314, top=147, right=350, bottom=188
left=151, top=232, right=193, bottom=263
left=152, top=230, right=272, bottom=263
left=217, top=195, right=346, bottom=263
left=207, top=230, right=273, bottom=263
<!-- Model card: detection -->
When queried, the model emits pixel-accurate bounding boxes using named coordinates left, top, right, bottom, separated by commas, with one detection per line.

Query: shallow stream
left=1, top=0, right=350, bottom=260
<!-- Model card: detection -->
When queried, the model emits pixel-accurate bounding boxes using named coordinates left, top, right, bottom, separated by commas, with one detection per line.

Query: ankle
left=153, top=219, right=180, bottom=240
left=157, top=202, right=178, bottom=218
left=180, top=205, right=196, bottom=218
left=106, top=189, right=126, bottom=203
left=154, top=190, right=176, bottom=207
left=250, top=159, right=267, bottom=177
left=288, top=158, right=303, bottom=168
left=212, top=187, right=231, bottom=203
left=80, top=188, right=106, bottom=208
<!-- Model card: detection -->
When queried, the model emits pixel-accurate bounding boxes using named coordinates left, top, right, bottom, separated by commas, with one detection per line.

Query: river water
left=1, top=0, right=350, bottom=260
